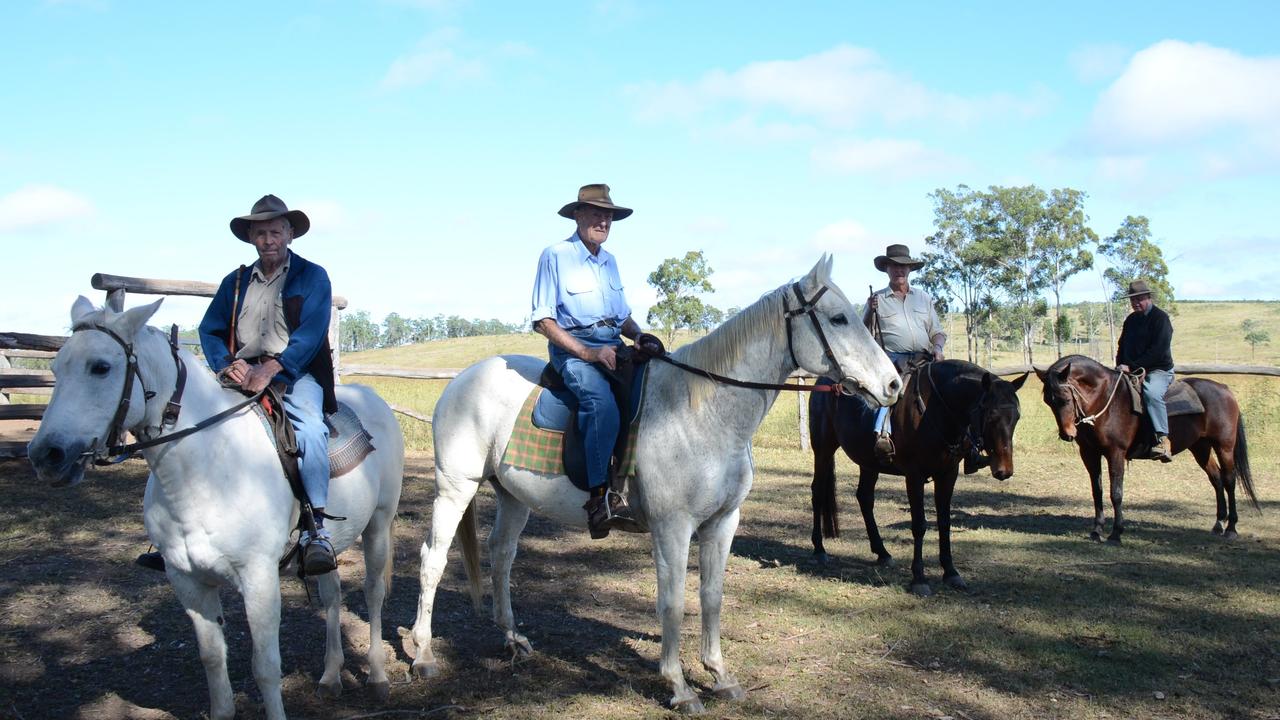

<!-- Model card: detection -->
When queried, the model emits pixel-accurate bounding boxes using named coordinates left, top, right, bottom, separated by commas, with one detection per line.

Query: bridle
left=74, top=323, right=259, bottom=465
left=922, top=363, right=1020, bottom=456
left=650, top=281, right=861, bottom=397
left=1060, top=367, right=1133, bottom=427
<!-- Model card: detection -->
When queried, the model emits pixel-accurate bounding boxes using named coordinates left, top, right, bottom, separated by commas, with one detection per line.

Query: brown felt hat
left=230, top=194, right=310, bottom=242
left=873, top=244, right=924, bottom=272
left=1122, top=280, right=1154, bottom=298
left=558, top=184, right=633, bottom=221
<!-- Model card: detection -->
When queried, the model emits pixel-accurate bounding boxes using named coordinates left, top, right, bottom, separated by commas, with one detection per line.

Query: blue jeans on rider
left=874, top=352, right=916, bottom=434
left=283, top=373, right=331, bottom=509
left=1143, top=368, right=1174, bottom=437
left=549, top=324, right=622, bottom=490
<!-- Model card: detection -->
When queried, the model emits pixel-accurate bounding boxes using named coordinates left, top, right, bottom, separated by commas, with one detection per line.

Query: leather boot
left=873, top=432, right=895, bottom=465
left=963, top=447, right=990, bottom=475
left=135, top=550, right=166, bottom=572
left=302, top=528, right=337, bottom=575
left=585, top=489, right=645, bottom=539
left=1151, top=436, right=1173, bottom=463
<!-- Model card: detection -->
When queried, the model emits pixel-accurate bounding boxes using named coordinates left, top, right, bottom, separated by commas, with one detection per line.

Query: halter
left=782, top=282, right=859, bottom=396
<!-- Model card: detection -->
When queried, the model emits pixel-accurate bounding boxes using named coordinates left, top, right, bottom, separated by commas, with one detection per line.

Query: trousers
left=1143, top=368, right=1174, bottom=437
left=283, top=373, right=331, bottom=508
left=549, top=324, right=622, bottom=490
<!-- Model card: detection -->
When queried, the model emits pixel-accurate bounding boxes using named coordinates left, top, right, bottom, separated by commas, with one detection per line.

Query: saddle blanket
left=1124, top=377, right=1204, bottom=417
left=502, top=386, right=641, bottom=479
left=255, top=400, right=375, bottom=479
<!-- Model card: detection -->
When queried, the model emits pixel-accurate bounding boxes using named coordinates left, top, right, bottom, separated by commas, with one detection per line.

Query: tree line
left=339, top=311, right=523, bottom=352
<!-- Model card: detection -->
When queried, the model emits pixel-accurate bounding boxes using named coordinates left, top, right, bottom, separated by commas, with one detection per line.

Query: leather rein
left=649, top=281, right=859, bottom=396
left=1064, top=367, right=1139, bottom=427
left=76, top=323, right=262, bottom=465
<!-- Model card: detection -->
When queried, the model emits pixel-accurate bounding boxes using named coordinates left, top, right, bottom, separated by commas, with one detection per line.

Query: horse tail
left=459, top=497, right=484, bottom=614
left=814, top=459, right=840, bottom=538
left=810, top=390, right=840, bottom=540
left=1234, top=413, right=1261, bottom=512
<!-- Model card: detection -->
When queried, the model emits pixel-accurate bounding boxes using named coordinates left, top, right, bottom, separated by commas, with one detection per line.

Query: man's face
left=886, top=262, right=912, bottom=286
left=248, top=218, right=293, bottom=268
left=1129, top=294, right=1152, bottom=312
left=575, top=206, right=613, bottom=247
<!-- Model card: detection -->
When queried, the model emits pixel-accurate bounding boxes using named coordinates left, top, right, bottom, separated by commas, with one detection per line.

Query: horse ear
left=1011, top=372, right=1029, bottom=390
left=1056, top=363, right=1071, bottom=382
left=982, top=372, right=994, bottom=391
left=802, top=256, right=826, bottom=287
left=1033, top=365, right=1048, bottom=382
left=107, top=298, right=164, bottom=341
left=70, top=296, right=97, bottom=326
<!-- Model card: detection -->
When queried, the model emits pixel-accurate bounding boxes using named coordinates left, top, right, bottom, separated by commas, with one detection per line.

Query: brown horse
left=810, top=360, right=1028, bottom=596
left=1036, top=354, right=1259, bottom=543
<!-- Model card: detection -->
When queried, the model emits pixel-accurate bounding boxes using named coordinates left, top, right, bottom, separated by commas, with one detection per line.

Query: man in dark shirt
left=1115, top=280, right=1174, bottom=462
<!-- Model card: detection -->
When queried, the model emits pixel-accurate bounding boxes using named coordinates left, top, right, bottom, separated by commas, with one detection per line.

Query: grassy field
left=1, top=301, right=1278, bottom=719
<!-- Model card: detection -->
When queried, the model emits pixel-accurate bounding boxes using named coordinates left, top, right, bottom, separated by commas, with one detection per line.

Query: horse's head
left=788, top=256, right=900, bottom=407
left=28, top=296, right=166, bottom=487
left=1036, top=359, right=1080, bottom=442
left=976, top=371, right=1027, bottom=480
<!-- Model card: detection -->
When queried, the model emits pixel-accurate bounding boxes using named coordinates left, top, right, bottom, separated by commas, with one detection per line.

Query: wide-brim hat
left=230, top=194, right=310, bottom=242
left=558, top=183, right=633, bottom=221
left=1123, top=279, right=1153, bottom=298
left=873, top=244, right=924, bottom=272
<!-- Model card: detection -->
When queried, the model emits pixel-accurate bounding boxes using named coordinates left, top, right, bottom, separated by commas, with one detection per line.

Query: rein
left=1066, top=367, right=1138, bottom=426
left=648, top=280, right=860, bottom=397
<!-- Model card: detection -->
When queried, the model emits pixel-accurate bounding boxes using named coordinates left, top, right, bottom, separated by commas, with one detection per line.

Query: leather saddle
left=534, top=345, right=649, bottom=492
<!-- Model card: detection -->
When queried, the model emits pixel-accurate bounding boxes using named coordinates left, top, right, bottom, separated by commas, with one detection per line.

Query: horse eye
left=90, top=360, right=111, bottom=376
left=830, top=314, right=848, bottom=326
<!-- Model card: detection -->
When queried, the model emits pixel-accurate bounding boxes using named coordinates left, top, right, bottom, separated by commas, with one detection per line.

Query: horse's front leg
left=697, top=508, right=746, bottom=702
left=905, top=475, right=931, bottom=597
left=1079, top=446, right=1106, bottom=541
left=241, top=565, right=287, bottom=720
left=856, top=466, right=892, bottom=565
left=933, top=468, right=966, bottom=590
left=651, top=516, right=701, bottom=713
left=168, top=571, right=236, bottom=720
left=316, top=570, right=345, bottom=698
left=1105, top=450, right=1127, bottom=545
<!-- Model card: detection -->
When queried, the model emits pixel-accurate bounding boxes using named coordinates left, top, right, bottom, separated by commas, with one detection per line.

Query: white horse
left=406, top=257, right=901, bottom=712
left=28, top=297, right=404, bottom=720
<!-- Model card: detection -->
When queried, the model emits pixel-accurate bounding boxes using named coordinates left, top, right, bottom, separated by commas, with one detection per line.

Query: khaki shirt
left=235, top=259, right=290, bottom=359
left=866, top=286, right=943, bottom=354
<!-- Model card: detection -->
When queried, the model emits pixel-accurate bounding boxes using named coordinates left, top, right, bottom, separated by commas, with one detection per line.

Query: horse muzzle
left=27, top=434, right=92, bottom=488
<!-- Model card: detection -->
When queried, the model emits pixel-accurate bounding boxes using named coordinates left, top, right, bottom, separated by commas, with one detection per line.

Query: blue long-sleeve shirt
left=530, top=234, right=631, bottom=329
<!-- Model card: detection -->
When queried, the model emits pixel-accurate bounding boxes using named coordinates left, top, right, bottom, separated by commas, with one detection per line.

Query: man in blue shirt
left=531, top=184, right=663, bottom=539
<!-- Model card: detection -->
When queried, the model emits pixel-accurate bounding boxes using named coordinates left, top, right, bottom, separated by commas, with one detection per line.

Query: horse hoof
left=712, top=683, right=746, bottom=701
left=1089, top=531, right=1103, bottom=542
left=1105, top=537, right=1122, bottom=546
left=944, top=575, right=968, bottom=591
left=1211, top=525, right=1224, bottom=536
left=369, top=680, right=391, bottom=702
left=411, top=660, right=439, bottom=679
left=876, top=555, right=895, bottom=567
left=506, top=635, right=534, bottom=658
left=317, top=680, right=342, bottom=699
left=910, top=582, right=933, bottom=598
left=814, top=552, right=830, bottom=566
left=672, top=697, right=706, bottom=714
left=1223, top=530, right=1239, bottom=541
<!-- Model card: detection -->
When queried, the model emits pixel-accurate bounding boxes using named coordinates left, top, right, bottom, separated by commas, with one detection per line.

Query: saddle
left=1121, top=374, right=1205, bottom=417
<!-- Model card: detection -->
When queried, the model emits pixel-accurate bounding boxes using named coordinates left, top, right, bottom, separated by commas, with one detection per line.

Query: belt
left=565, top=319, right=618, bottom=332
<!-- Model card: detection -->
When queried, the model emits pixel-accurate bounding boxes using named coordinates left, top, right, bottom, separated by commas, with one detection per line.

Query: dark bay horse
left=810, top=360, right=1028, bottom=596
left=1037, top=354, right=1259, bottom=543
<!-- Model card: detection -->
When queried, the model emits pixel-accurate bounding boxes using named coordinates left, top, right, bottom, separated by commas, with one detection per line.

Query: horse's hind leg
left=489, top=483, right=532, bottom=657
left=408, top=470, right=481, bottom=678
left=650, top=515, right=702, bottom=712
left=933, top=469, right=966, bottom=590
left=1211, top=440, right=1241, bottom=539
left=856, top=467, right=892, bottom=565
left=361, top=509, right=395, bottom=699
left=698, top=508, right=746, bottom=702
left=169, top=572, right=236, bottom=720
left=316, top=570, right=345, bottom=698
left=1190, top=442, right=1229, bottom=536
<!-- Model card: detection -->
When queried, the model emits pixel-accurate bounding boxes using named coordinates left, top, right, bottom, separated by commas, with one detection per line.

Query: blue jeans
left=549, top=324, right=622, bottom=490
left=1143, top=369, right=1174, bottom=437
left=283, top=373, right=331, bottom=508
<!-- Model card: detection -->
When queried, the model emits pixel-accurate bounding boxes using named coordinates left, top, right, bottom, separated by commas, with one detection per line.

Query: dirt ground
left=2, top=447, right=1278, bottom=720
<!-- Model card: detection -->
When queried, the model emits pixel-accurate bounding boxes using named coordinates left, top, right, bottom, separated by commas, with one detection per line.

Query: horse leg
left=1080, top=446, right=1106, bottom=542
left=1105, top=451, right=1126, bottom=545
left=408, top=471, right=481, bottom=679
left=240, top=566, right=287, bottom=720
left=651, top=517, right=702, bottom=713
left=361, top=510, right=395, bottom=700
left=1213, top=442, right=1241, bottom=540
left=489, top=483, right=533, bottom=658
left=906, top=475, right=931, bottom=597
left=856, top=466, right=892, bottom=566
left=697, top=508, right=746, bottom=702
left=316, top=571, right=345, bottom=698
left=810, top=443, right=837, bottom=564
left=933, top=469, right=966, bottom=591
left=1189, top=442, right=1228, bottom=536
left=168, top=571, right=235, bottom=720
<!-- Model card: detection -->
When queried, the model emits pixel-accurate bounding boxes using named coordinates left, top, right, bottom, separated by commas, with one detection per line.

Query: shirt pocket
left=564, top=269, right=603, bottom=317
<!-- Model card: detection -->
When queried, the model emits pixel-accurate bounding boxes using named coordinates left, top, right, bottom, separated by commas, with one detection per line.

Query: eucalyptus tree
left=918, top=185, right=1003, bottom=362
left=1039, top=188, right=1097, bottom=358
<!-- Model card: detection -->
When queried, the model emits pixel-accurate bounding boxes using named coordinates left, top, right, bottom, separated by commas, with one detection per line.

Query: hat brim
left=874, top=255, right=924, bottom=272
left=558, top=200, right=633, bottom=221
left=230, top=209, right=310, bottom=242
left=1123, top=290, right=1153, bottom=299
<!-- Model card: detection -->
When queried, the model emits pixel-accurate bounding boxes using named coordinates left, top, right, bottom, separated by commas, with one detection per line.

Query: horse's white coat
left=407, top=257, right=900, bottom=711
left=28, top=298, right=404, bottom=720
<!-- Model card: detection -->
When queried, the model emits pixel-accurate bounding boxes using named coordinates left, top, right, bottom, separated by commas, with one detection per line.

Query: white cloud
left=379, top=28, right=487, bottom=90
left=1084, top=40, right=1280, bottom=152
left=811, top=138, right=963, bottom=178
left=0, top=185, right=94, bottom=233
left=1069, top=43, right=1131, bottom=83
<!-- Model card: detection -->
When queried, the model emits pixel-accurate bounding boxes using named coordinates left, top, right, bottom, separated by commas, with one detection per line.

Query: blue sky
left=2, top=1, right=1278, bottom=336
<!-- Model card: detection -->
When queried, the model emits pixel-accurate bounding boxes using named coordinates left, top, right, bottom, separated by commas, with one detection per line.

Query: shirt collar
left=251, top=251, right=291, bottom=282
left=570, top=233, right=612, bottom=266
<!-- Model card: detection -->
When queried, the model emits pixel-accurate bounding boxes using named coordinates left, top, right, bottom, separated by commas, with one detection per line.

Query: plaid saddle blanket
left=501, top=386, right=642, bottom=479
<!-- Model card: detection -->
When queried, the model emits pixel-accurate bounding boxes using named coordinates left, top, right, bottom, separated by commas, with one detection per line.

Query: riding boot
left=585, top=488, right=644, bottom=539
left=302, top=522, right=337, bottom=575
left=873, top=431, right=895, bottom=465
left=963, top=446, right=990, bottom=475
left=584, top=489, right=612, bottom=539
left=1151, top=435, right=1173, bottom=463
left=135, top=550, right=166, bottom=573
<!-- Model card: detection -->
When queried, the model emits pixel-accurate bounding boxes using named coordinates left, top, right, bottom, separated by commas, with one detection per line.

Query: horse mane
left=1044, top=354, right=1101, bottom=391
left=673, top=284, right=787, bottom=407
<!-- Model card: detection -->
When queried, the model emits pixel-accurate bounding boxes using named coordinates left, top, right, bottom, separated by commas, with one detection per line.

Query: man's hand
left=933, top=345, right=944, bottom=362
left=1117, top=364, right=1130, bottom=373
left=587, top=344, right=618, bottom=371
left=242, top=359, right=283, bottom=393
left=636, top=332, right=666, bottom=357
left=222, top=359, right=251, bottom=385
left=867, top=293, right=879, bottom=312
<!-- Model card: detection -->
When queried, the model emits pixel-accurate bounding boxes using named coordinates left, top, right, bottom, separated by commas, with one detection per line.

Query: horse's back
left=433, top=355, right=543, bottom=479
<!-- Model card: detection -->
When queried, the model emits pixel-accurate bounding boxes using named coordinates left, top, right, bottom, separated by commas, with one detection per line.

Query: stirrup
left=873, top=433, right=895, bottom=464
left=302, top=533, right=337, bottom=575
